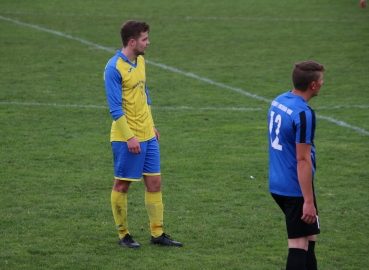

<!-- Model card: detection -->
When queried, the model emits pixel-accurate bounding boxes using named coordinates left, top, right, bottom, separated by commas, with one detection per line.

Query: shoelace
left=124, top=235, right=134, bottom=243
left=161, top=233, right=171, bottom=239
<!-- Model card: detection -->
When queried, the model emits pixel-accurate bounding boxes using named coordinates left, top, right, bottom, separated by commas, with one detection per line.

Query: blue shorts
left=111, top=137, right=161, bottom=181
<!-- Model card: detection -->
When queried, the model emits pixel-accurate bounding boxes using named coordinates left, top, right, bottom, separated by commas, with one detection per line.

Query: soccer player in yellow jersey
left=104, top=20, right=182, bottom=248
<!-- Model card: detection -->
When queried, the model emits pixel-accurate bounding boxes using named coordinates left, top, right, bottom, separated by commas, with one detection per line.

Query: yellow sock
left=111, top=190, right=129, bottom=239
left=145, top=191, right=164, bottom=238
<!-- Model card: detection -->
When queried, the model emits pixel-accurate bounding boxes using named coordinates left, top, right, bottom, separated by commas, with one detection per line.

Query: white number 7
left=269, top=111, right=283, bottom=151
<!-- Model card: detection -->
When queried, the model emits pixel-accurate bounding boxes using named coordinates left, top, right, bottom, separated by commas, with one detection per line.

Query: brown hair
left=120, top=20, right=150, bottom=47
left=292, top=61, right=325, bottom=91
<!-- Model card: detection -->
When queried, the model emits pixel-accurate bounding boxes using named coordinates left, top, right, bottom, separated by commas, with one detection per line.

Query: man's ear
left=309, top=81, right=316, bottom=90
left=129, top=38, right=136, bottom=46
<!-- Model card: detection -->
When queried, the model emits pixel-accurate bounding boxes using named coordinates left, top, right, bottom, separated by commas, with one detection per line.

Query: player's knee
left=144, top=176, right=162, bottom=192
left=113, top=180, right=131, bottom=193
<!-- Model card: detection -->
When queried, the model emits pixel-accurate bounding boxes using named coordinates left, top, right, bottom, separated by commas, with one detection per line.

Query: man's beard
left=133, top=47, right=145, bottom=56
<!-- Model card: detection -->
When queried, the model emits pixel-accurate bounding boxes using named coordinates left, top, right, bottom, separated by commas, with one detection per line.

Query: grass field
left=1, top=0, right=368, bottom=269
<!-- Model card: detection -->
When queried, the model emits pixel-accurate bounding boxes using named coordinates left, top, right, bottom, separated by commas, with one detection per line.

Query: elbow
left=110, top=109, right=124, bottom=121
left=296, top=157, right=312, bottom=167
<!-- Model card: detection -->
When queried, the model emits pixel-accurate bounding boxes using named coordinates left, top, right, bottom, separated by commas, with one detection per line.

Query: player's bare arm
left=296, top=143, right=316, bottom=224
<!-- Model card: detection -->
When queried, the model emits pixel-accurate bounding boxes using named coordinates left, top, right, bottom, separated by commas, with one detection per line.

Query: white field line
left=0, top=101, right=108, bottom=109
left=1, top=11, right=365, bottom=23
left=314, top=105, right=369, bottom=110
left=2, top=101, right=369, bottom=136
left=317, top=115, right=369, bottom=135
left=0, top=15, right=368, bottom=136
left=2, top=101, right=368, bottom=112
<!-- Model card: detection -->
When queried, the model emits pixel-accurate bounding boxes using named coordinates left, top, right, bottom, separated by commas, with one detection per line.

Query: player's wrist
left=116, top=115, right=134, bottom=140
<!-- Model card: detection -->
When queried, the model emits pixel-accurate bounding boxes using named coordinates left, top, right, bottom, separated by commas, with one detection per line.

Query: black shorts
left=271, top=193, right=320, bottom=239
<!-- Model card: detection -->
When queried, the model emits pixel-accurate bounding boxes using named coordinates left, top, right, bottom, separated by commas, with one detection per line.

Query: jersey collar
left=287, top=90, right=307, bottom=104
left=116, top=50, right=137, bottom=68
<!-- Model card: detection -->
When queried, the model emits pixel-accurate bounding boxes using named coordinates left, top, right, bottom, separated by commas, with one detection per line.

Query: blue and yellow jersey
left=104, top=50, right=155, bottom=142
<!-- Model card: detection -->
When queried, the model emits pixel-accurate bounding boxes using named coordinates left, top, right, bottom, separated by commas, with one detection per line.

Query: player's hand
left=301, top=202, right=317, bottom=224
left=153, top=127, right=160, bottom=142
left=127, top=136, right=141, bottom=154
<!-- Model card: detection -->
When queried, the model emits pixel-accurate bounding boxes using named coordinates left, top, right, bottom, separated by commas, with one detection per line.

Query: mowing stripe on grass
left=0, top=15, right=368, bottom=136
left=0, top=101, right=262, bottom=111
left=1, top=12, right=365, bottom=23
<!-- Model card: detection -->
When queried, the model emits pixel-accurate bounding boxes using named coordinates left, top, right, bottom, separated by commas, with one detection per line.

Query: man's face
left=133, top=31, right=150, bottom=56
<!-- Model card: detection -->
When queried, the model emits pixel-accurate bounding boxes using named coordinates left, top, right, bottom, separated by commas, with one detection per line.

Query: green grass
left=1, top=0, right=369, bottom=269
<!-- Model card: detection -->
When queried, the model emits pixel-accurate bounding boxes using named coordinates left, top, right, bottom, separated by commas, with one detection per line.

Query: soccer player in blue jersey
left=268, top=61, right=325, bottom=269
left=104, top=20, right=182, bottom=248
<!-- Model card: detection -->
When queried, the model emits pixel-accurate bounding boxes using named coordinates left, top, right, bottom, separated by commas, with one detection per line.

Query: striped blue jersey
left=268, top=91, right=316, bottom=197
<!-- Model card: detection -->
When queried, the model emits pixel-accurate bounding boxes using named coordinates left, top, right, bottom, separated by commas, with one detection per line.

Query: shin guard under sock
left=286, top=248, right=307, bottom=270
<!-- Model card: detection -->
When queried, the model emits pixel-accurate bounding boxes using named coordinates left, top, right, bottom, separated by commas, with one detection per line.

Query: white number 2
left=269, top=111, right=283, bottom=151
